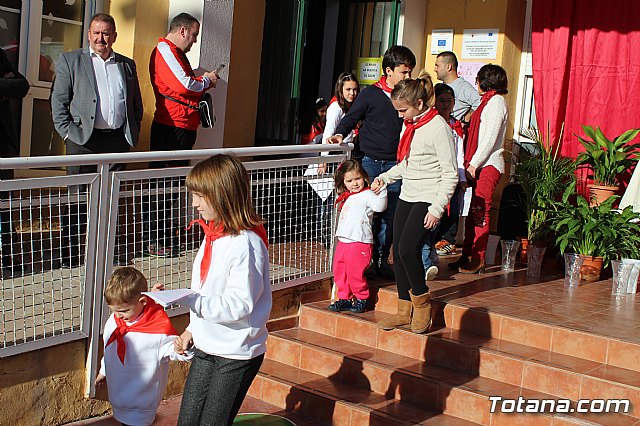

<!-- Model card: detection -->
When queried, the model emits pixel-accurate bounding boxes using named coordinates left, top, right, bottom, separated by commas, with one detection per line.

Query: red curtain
left=531, top=0, right=640, bottom=158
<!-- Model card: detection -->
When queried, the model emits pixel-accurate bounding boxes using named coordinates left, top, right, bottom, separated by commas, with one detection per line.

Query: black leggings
left=393, top=199, right=431, bottom=300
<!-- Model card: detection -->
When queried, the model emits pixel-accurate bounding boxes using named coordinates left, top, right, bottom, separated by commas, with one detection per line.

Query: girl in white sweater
left=372, top=76, right=458, bottom=334
left=175, top=155, right=271, bottom=426
left=328, top=159, right=387, bottom=314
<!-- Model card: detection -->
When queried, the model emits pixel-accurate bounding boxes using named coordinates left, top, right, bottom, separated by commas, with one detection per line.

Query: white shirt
left=99, top=312, right=191, bottom=426
left=182, top=230, right=271, bottom=360
left=90, top=47, right=126, bottom=129
left=336, top=188, right=387, bottom=244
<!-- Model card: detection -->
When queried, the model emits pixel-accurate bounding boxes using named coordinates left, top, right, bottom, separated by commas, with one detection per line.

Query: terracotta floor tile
left=451, top=305, right=501, bottom=337
left=477, top=350, right=524, bottom=386
left=528, top=351, right=603, bottom=375
left=521, top=362, right=583, bottom=400
left=579, top=376, right=640, bottom=417
left=587, top=364, right=640, bottom=388
left=551, top=328, right=609, bottom=363
left=377, top=328, right=425, bottom=359
left=335, top=314, right=378, bottom=347
left=266, top=335, right=302, bottom=367
left=500, top=317, right=553, bottom=350
left=299, top=305, right=337, bottom=336
left=299, top=346, right=343, bottom=377
left=362, top=395, right=436, bottom=422
left=438, top=385, right=492, bottom=425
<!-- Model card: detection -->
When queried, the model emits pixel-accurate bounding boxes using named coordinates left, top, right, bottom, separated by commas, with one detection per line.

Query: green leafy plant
left=515, top=125, right=575, bottom=243
left=576, top=125, right=640, bottom=187
left=549, top=181, right=640, bottom=266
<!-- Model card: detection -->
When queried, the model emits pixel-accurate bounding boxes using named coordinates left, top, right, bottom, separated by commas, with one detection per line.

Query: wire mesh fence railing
left=0, top=144, right=350, bottom=362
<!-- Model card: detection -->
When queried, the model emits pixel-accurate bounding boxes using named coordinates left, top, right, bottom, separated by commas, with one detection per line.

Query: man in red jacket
left=146, top=12, right=218, bottom=257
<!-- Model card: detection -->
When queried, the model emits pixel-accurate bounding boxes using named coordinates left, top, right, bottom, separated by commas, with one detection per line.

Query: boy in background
left=328, top=45, right=416, bottom=279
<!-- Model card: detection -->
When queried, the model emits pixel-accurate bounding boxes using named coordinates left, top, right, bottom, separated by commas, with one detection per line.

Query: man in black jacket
left=0, top=48, right=29, bottom=275
left=328, top=45, right=416, bottom=278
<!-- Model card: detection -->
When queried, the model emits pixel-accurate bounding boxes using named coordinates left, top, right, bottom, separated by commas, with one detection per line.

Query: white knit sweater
left=468, top=95, right=508, bottom=173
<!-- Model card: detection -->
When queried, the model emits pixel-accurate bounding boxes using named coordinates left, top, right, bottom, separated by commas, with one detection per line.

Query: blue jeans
left=361, top=156, right=401, bottom=263
left=421, top=226, right=439, bottom=270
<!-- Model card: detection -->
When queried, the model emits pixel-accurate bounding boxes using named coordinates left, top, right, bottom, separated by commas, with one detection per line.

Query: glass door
left=334, top=0, right=401, bottom=79
left=18, top=0, right=91, bottom=169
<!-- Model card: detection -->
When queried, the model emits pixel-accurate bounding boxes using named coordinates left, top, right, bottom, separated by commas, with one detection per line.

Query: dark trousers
left=64, top=128, right=130, bottom=258
left=361, top=156, right=400, bottom=263
left=178, top=349, right=264, bottom=426
left=143, top=122, right=197, bottom=249
left=393, top=199, right=431, bottom=300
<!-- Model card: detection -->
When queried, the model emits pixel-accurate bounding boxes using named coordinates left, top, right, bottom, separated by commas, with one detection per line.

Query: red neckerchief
left=374, top=76, right=392, bottom=94
left=105, top=300, right=177, bottom=365
left=188, top=220, right=269, bottom=287
left=464, top=90, right=497, bottom=168
left=335, top=187, right=369, bottom=209
left=397, top=107, right=440, bottom=163
left=450, top=118, right=464, bottom=138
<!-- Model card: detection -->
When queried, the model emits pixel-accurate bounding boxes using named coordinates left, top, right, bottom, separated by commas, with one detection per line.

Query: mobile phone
left=214, top=64, right=225, bottom=75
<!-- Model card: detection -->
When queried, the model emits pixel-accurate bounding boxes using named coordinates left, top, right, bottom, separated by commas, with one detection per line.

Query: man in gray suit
left=51, top=13, right=142, bottom=267
left=51, top=12, right=143, bottom=174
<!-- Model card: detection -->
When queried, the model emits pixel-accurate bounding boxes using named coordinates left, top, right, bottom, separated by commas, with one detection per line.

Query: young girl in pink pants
left=328, top=160, right=387, bottom=313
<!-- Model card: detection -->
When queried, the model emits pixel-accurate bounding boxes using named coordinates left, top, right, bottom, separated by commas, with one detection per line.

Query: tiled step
left=250, top=358, right=481, bottom=425
left=373, top=284, right=640, bottom=374
left=296, top=302, right=640, bottom=420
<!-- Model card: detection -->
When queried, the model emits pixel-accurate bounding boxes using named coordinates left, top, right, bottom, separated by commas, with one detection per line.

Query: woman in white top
left=451, top=64, right=509, bottom=274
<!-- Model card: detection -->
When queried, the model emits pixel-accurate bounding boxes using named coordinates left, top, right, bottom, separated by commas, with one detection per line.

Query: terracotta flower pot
left=519, top=237, right=529, bottom=264
left=580, top=255, right=603, bottom=281
left=589, top=184, right=618, bottom=207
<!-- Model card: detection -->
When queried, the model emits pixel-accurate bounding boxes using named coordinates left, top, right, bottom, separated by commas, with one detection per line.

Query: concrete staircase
left=249, top=283, right=640, bottom=425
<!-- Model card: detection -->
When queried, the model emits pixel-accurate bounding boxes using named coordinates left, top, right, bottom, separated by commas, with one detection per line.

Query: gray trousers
left=178, top=349, right=264, bottom=426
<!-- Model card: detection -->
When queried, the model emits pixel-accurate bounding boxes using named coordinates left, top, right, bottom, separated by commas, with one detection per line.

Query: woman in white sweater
left=372, top=76, right=458, bottom=334
left=450, top=64, right=509, bottom=274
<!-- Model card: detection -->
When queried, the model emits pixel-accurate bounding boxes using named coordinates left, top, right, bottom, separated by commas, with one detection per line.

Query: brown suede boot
left=377, top=299, right=412, bottom=330
left=409, top=290, right=432, bottom=334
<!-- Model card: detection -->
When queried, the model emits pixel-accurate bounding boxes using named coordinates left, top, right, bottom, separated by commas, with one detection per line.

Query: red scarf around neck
left=397, top=107, right=440, bottom=163
left=464, top=90, right=498, bottom=168
left=188, top=220, right=269, bottom=287
left=106, top=300, right=178, bottom=365
left=334, top=187, right=369, bottom=209
left=374, top=76, right=392, bottom=94
left=450, top=118, right=464, bottom=138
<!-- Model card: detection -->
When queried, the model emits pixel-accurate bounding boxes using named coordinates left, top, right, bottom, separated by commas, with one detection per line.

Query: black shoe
left=447, top=256, right=470, bottom=270
left=328, top=299, right=353, bottom=312
left=350, top=299, right=368, bottom=313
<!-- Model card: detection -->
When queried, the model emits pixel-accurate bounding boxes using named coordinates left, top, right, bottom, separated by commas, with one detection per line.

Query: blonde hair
left=391, top=71, right=435, bottom=108
left=186, top=154, right=263, bottom=234
left=104, top=267, right=148, bottom=305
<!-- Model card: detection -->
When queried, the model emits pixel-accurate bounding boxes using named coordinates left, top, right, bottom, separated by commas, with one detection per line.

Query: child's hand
left=174, top=330, right=193, bottom=354
left=327, top=135, right=343, bottom=144
left=316, top=163, right=327, bottom=175
left=371, top=178, right=386, bottom=194
left=95, top=373, right=106, bottom=388
left=151, top=283, right=165, bottom=292
left=424, top=212, right=440, bottom=230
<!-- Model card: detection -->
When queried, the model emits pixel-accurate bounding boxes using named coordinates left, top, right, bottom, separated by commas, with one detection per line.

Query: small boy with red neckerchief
left=328, top=159, right=387, bottom=314
left=95, top=267, right=192, bottom=426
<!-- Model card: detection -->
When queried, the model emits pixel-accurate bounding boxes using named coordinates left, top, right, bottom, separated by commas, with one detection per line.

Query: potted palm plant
left=549, top=181, right=640, bottom=281
left=576, top=125, right=640, bottom=206
left=516, top=125, right=575, bottom=244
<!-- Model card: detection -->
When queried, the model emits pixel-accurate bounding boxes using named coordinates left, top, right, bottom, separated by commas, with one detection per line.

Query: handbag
left=198, top=92, right=215, bottom=128
left=160, top=93, right=215, bottom=128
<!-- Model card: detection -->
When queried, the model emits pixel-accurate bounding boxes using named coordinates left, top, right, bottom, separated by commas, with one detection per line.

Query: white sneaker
left=425, top=265, right=439, bottom=281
